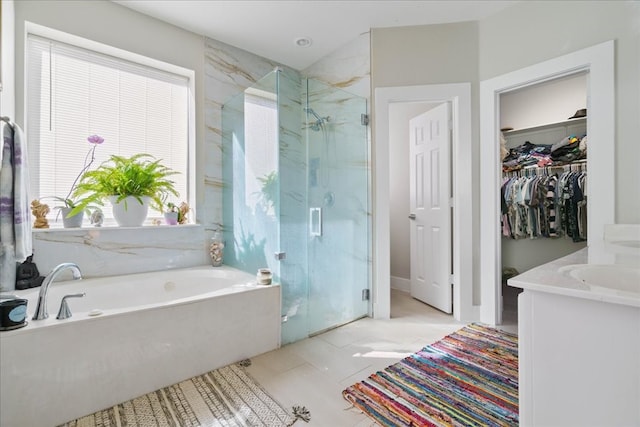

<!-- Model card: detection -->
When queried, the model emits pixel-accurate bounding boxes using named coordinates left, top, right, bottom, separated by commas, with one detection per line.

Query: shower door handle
left=310, top=207, right=323, bottom=237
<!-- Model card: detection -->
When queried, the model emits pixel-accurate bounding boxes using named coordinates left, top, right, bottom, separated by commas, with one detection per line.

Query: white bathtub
left=0, top=266, right=281, bottom=427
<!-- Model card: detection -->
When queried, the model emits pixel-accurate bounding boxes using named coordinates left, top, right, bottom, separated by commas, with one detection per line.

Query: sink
left=560, top=264, right=640, bottom=294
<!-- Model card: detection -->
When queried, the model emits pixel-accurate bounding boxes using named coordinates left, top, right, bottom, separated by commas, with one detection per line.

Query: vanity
left=508, top=225, right=640, bottom=427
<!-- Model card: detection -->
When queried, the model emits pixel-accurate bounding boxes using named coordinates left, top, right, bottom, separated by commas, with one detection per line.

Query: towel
left=1, top=119, right=33, bottom=290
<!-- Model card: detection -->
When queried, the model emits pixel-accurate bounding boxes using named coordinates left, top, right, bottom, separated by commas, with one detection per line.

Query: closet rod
left=505, top=161, right=587, bottom=177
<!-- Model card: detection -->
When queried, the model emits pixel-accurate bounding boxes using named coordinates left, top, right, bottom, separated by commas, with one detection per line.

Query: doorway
left=373, top=83, right=475, bottom=321
left=389, top=101, right=452, bottom=313
left=480, top=41, right=615, bottom=325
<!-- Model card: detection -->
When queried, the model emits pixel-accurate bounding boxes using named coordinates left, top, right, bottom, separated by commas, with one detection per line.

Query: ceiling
left=114, top=0, right=517, bottom=70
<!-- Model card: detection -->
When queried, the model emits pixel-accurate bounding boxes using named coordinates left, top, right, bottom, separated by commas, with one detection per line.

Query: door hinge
left=362, top=289, right=370, bottom=301
left=361, top=113, right=369, bottom=126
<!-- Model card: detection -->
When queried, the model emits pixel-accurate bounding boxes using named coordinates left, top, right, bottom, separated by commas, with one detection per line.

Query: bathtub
left=0, top=266, right=281, bottom=427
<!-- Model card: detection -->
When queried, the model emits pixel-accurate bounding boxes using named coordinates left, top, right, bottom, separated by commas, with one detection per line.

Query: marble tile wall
left=32, top=225, right=208, bottom=279
left=202, top=38, right=281, bottom=234
left=303, top=32, right=371, bottom=100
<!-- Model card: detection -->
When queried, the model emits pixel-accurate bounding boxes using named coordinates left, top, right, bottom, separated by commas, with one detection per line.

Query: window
left=26, top=28, right=193, bottom=226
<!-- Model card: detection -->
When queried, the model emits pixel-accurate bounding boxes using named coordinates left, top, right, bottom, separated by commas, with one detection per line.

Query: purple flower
left=62, top=135, right=104, bottom=204
left=87, top=135, right=104, bottom=145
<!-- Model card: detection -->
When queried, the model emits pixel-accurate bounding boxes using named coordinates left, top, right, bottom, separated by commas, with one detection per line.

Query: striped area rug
left=343, top=323, right=519, bottom=426
left=59, top=361, right=309, bottom=427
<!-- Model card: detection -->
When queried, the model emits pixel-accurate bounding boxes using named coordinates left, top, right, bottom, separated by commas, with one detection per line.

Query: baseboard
left=391, top=276, right=410, bottom=293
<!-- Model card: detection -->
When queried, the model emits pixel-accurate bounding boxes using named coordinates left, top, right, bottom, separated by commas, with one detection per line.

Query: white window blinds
left=26, top=33, right=189, bottom=223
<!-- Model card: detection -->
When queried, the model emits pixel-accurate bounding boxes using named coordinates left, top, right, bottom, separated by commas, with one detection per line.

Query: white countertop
left=508, top=244, right=640, bottom=308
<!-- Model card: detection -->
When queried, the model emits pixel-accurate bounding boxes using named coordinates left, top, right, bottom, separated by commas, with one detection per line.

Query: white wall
left=480, top=0, right=640, bottom=224
left=389, top=102, right=439, bottom=280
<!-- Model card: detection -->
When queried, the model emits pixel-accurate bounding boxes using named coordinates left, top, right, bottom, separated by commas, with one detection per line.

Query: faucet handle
left=56, top=293, right=85, bottom=320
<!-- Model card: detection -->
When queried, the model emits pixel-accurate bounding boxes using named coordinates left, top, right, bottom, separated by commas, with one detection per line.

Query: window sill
left=33, top=223, right=203, bottom=233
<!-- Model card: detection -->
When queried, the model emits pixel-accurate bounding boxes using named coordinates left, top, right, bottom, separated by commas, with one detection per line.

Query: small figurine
left=15, top=254, right=45, bottom=290
left=178, top=202, right=190, bottom=224
left=31, top=199, right=50, bottom=229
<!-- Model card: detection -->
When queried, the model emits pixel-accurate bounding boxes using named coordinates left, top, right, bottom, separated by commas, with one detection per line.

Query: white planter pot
left=60, top=207, right=83, bottom=228
left=109, top=196, right=150, bottom=227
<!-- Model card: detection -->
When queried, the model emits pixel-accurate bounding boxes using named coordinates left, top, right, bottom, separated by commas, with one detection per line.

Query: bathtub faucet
left=32, top=263, right=83, bottom=320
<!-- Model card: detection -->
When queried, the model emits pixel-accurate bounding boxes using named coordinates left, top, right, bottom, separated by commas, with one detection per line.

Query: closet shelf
left=503, top=117, right=586, bottom=136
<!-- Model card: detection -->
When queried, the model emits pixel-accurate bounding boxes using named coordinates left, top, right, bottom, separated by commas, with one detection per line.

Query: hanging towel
left=0, top=118, right=33, bottom=291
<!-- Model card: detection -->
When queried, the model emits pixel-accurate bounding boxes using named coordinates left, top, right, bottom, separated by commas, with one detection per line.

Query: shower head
left=304, top=107, right=330, bottom=131
left=304, top=107, right=322, bottom=121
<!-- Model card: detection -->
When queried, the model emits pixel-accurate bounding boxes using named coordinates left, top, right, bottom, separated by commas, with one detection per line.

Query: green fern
left=69, top=154, right=179, bottom=216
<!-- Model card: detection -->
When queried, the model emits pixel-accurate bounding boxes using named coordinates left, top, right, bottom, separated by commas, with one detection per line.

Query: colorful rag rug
left=343, top=323, right=519, bottom=426
left=59, top=361, right=310, bottom=427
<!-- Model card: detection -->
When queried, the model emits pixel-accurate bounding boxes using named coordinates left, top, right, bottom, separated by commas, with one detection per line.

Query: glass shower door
left=305, top=79, right=369, bottom=335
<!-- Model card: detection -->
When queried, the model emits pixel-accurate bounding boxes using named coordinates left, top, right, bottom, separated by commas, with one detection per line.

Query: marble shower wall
left=203, top=37, right=281, bottom=234
left=303, top=32, right=371, bottom=100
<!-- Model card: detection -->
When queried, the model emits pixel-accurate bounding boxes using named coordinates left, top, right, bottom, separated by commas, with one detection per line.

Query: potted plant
left=164, top=202, right=191, bottom=225
left=70, top=154, right=179, bottom=227
left=47, top=134, right=105, bottom=228
left=164, top=202, right=180, bottom=225
left=49, top=197, right=92, bottom=228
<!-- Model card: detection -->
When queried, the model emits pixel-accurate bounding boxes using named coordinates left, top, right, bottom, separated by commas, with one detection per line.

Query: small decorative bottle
left=209, top=230, right=224, bottom=267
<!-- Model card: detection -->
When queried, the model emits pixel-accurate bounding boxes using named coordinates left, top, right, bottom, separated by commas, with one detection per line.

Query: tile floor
left=246, top=289, right=518, bottom=426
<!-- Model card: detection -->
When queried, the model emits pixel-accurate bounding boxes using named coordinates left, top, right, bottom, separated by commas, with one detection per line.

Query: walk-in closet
left=499, top=73, right=588, bottom=320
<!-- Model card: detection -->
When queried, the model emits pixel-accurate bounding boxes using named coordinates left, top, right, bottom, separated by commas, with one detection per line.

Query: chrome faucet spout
left=32, top=263, right=82, bottom=320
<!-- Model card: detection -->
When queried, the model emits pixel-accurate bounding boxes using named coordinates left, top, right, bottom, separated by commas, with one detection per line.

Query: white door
left=409, top=103, right=452, bottom=313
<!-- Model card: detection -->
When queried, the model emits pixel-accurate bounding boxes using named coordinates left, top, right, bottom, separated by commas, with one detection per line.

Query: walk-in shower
left=222, top=69, right=370, bottom=344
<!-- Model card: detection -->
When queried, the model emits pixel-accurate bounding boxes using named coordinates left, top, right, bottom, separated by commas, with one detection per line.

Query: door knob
left=408, top=214, right=416, bottom=220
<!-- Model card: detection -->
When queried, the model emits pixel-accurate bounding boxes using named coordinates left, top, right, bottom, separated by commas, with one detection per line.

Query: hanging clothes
left=501, top=165, right=587, bottom=241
